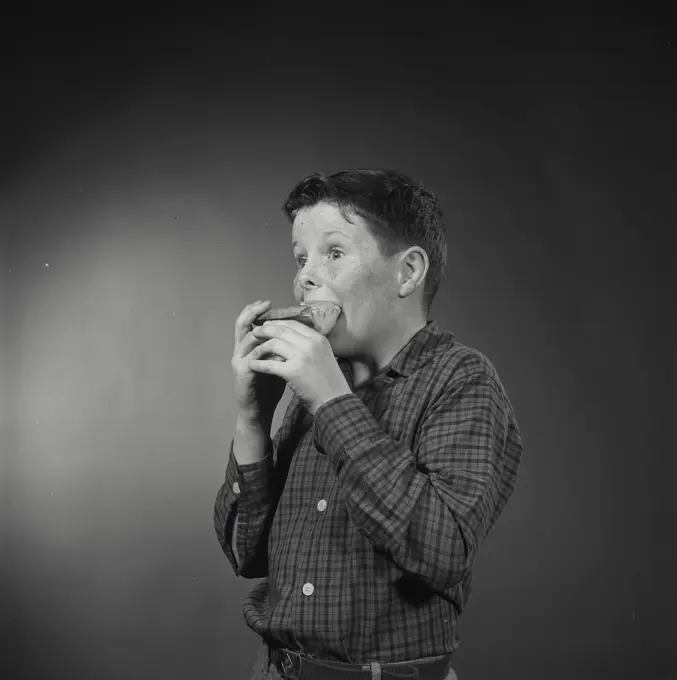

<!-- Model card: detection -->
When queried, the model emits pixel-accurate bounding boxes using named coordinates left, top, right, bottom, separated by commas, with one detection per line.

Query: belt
left=268, top=645, right=453, bottom=680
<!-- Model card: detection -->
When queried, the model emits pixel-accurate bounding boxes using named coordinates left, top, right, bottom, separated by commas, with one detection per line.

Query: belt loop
left=370, top=661, right=381, bottom=680
left=280, top=651, right=295, bottom=678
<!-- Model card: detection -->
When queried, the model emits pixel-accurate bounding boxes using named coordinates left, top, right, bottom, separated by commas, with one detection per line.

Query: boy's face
left=291, top=201, right=402, bottom=358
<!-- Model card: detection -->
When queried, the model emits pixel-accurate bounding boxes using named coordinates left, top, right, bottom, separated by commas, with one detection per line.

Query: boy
left=215, top=168, right=522, bottom=680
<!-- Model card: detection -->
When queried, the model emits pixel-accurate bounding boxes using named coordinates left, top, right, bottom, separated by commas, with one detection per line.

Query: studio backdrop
left=4, top=15, right=674, bottom=680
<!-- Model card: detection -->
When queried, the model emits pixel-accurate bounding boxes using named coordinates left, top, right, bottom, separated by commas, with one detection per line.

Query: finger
left=234, top=300, right=271, bottom=345
left=249, top=337, right=292, bottom=362
left=237, top=329, right=268, bottom=359
left=261, top=319, right=316, bottom=338
left=248, top=356, right=287, bottom=376
left=248, top=339, right=290, bottom=375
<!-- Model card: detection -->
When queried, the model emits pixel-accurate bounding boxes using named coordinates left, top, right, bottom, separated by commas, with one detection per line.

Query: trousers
left=248, top=640, right=458, bottom=680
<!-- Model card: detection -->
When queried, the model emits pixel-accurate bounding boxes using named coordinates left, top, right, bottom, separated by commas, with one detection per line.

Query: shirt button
left=232, top=482, right=240, bottom=495
left=316, top=499, right=327, bottom=512
left=302, top=582, right=314, bottom=597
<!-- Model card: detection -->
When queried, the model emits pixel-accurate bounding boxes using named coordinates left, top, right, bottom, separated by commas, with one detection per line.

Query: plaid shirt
left=214, top=320, right=522, bottom=663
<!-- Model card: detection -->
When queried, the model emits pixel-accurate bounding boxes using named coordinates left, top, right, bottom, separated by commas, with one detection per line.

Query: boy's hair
left=282, top=168, right=447, bottom=315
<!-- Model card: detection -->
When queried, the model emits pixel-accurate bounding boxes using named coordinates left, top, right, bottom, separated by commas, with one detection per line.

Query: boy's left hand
left=248, top=320, right=352, bottom=415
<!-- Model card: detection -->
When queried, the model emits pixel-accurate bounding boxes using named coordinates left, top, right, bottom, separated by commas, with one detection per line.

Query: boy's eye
left=295, top=249, right=342, bottom=268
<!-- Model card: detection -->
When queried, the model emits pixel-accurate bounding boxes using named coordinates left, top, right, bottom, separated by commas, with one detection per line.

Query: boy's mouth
left=253, top=301, right=342, bottom=336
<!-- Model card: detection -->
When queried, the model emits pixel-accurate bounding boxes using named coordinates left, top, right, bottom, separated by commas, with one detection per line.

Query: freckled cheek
left=362, top=267, right=380, bottom=285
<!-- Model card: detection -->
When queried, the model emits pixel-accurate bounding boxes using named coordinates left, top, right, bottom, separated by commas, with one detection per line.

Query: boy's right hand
left=231, top=300, right=287, bottom=426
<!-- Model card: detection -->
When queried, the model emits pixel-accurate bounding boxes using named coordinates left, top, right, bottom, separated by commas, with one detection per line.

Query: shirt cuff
left=224, top=437, right=274, bottom=509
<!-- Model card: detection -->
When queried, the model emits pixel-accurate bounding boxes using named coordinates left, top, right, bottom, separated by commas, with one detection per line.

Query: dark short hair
left=282, top=168, right=447, bottom=315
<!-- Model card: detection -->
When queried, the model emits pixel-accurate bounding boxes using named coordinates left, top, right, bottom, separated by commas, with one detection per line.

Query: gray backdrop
left=4, top=10, right=674, bottom=680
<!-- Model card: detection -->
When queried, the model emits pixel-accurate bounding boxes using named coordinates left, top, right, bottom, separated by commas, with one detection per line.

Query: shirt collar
left=339, top=320, right=455, bottom=386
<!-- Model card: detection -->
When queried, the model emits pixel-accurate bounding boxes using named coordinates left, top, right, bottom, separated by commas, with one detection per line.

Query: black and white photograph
left=3, top=5, right=674, bottom=680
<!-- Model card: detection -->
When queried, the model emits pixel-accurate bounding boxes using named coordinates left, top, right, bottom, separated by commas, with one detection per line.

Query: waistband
left=267, top=644, right=453, bottom=680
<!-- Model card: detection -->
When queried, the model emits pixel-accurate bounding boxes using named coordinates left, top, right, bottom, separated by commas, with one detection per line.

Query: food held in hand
left=253, top=302, right=342, bottom=335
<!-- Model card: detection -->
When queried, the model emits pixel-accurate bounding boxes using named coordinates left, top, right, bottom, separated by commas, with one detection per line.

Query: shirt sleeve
left=213, top=395, right=301, bottom=578
left=312, top=369, right=518, bottom=593
left=213, top=437, right=274, bottom=578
